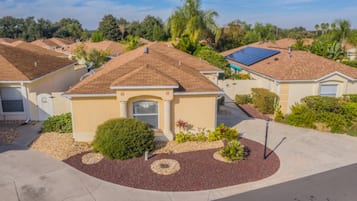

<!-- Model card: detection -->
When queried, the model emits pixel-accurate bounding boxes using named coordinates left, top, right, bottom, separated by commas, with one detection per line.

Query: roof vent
left=178, top=60, right=182, bottom=66
left=34, top=61, right=38, bottom=67
left=144, top=47, right=149, bottom=54
left=288, top=46, right=292, bottom=58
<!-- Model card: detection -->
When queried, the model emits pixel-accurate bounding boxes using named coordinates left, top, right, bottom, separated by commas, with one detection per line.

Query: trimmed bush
left=42, top=113, right=72, bottom=133
left=220, top=140, right=249, bottom=161
left=251, top=88, right=279, bottom=114
left=235, top=94, right=252, bottom=105
left=93, top=118, right=155, bottom=160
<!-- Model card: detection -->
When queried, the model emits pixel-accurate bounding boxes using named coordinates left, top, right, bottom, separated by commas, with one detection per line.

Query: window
left=319, top=84, right=337, bottom=97
left=133, top=101, right=158, bottom=129
left=0, top=88, right=24, bottom=112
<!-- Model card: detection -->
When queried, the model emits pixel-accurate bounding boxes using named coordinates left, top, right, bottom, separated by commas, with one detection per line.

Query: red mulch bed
left=64, top=138, right=280, bottom=191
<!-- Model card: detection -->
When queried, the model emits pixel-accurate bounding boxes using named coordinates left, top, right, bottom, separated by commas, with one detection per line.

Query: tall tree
left=140, top=15, right=165, bottom=41
left=98, top=14, right=121, bottom=41
left=53, top=18, right=83, bottom=39
left=168, top=0, right=218, bottom=43
left=336, top=19, right=351, bottom=42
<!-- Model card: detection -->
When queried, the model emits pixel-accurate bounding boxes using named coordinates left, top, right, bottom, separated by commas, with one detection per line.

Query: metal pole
left=264, top=119, right=270, bottom=159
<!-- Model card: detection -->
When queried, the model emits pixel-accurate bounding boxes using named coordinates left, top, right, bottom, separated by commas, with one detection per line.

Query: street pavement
left=217, top=163, right=357, bottom=201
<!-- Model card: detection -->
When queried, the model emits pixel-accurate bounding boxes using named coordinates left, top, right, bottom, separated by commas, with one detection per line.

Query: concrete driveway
left=1, top=118, right=357, bottom=200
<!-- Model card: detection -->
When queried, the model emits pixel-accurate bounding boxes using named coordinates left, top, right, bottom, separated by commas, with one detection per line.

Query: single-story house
left=31, top=38, right=74, bottom=54
left=221, top=39, right=357, bottom=114
left=0, top=43, right=86, bottom=121
left=65, top=42, right=223, bottom=142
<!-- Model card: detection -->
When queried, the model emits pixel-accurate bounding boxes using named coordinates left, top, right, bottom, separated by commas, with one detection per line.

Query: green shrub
left=301, top=96, right=341, bottom=113
left=318, top=112, right=352, bottom=133
left=251, top=88, right=279, bottom=114
left=93, top=118, right=155, bottom=160
left=175, top=131, right=207, bottom=143
left=220, top=140, right=249, bottom=161
left=42, top=113, right=72, bottom=133
left=343, top=94, right=357, bottom=103
left=274, top=108, right=284, bottom=122
left=285, top=104, right=317, bottom=129
left=208, top=123, right=238, bottom=142
left=235, top=94, right=252, bottom=105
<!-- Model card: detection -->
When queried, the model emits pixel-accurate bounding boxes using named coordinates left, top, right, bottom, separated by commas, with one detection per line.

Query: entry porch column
left=119, top=101, right=127, bottom=118
left=163, top=99, right=174, bottom=140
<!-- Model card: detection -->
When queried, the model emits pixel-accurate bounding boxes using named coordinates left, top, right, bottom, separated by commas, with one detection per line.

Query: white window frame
left=0, top=87, right=25, bottom=113
left=319, top=84, right=338, bottom=97
left=132, top=100, right=159, bottom=129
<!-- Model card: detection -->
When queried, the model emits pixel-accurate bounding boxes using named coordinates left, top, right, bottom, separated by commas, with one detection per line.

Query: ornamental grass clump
left=220, top=140, right=250, bottom=161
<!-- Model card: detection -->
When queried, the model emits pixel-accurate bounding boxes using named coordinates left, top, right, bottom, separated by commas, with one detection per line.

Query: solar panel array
left=226, top=46, right=280, bottom=66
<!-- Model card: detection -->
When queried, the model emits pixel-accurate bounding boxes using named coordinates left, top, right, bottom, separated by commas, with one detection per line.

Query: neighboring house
left=344, top=42, right=357, bottom=61
left=3, top=40, right=68, bottom=58
left=65, top=42, right=223, bottom=142
left=221, top=40, right=357, bottom=114
left=31, top=38, right=74, bottom=53
left=0, top=44, right=86, bottom=121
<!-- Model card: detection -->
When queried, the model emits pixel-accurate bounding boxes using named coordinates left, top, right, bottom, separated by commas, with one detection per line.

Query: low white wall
left=218, top=79, right=262, bottom=99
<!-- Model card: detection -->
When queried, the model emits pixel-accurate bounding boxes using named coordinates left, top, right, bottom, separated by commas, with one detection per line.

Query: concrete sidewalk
left=1, top=120, right=357, bottom=200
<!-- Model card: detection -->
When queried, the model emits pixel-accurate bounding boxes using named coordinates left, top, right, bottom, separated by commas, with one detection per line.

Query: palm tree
left=314, top=24, right=320, bottom=36
left=168, top=0, right=218, bottom=43
left=336, top=19, right=351, bottom=42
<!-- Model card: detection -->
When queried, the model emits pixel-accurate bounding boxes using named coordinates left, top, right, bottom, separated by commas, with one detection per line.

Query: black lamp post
left=264, top=119, right=270, bottom=159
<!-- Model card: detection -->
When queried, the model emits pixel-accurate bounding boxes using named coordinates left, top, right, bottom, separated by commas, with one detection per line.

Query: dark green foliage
left=220, top=140, right=249, bottom=161
left=98, top=14, right=121, bottom=41
left=285, top=96, right=357, bottom=135
left=91, top=31, right=103, bottom=42
left=42, top=113, right=72, bottom=133
left=93, top=118, right=155, bottom=160
left=301, top=96, right=340, bottom=113
left=175, top=35, right=198, bottom=54
left=343, top=94, right=357, bottom=102
left=285, top=104, right=317, bottom=129
left=251, top=88, right=279, bottom=114
left=342, top=60, right=357, bottom=68
left=235, top=94, right=252, bottom=105
left=139, top=15, right=165, bottom=41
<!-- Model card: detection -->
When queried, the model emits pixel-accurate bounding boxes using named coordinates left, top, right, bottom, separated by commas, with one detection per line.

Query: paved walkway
left=1, top=106, right=357, bottom=200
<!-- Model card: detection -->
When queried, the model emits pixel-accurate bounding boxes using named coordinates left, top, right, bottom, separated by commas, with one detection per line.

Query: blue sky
left=0, top=0, right=356, bottom=30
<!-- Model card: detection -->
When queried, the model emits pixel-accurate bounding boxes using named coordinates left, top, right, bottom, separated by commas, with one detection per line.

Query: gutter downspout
left=21, top=82, right=31, bottom=123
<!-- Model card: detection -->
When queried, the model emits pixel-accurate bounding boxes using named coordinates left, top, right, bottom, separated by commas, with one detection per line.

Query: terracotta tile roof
left=222, top=40, right=357, bottom=81
left=2, top=41, right=67, bottom=57
left=111, top=65, right=179, bottom=88
left=66, top=42, right=222, bottom=95
left=0, top=44, right=75, bottom=81
left=31, top=39, right=59, bottom=48
left=0, top=38, right=18, bottom=44
left=68, top=40, right=127, bottom=55
left=50, top=37, right=74, bottom=46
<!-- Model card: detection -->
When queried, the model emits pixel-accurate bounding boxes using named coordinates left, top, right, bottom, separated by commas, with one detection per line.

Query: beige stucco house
left=0, top=43, right=86, bottom=121
left=65, top=42, right=223, bottom=142
left=222, top=39, right=357, bottom=114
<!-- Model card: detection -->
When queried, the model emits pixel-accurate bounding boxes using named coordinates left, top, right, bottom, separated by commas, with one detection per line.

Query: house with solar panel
left=64, top=42, right=224, bottom=142
left=221, top=39, right=357, bottom=114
